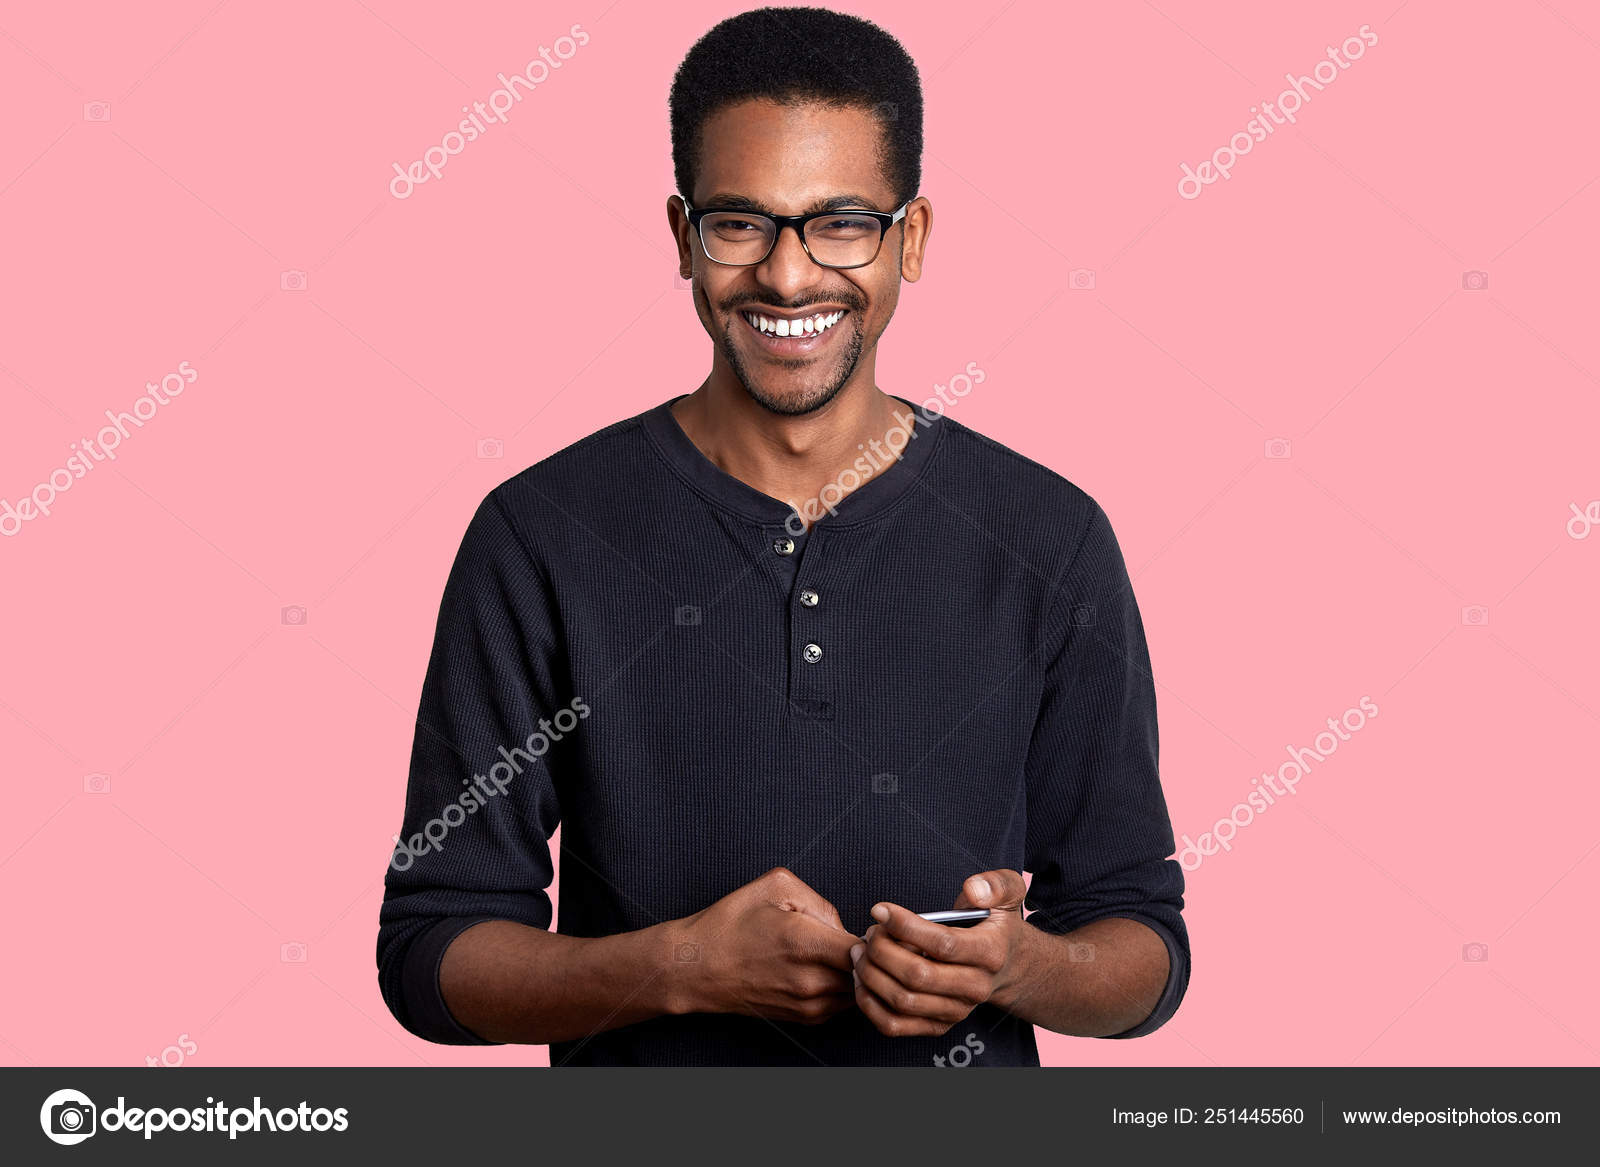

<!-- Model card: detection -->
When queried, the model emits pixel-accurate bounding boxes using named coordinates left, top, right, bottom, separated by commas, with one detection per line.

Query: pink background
left=3, top=1, right=1596, bottom=1068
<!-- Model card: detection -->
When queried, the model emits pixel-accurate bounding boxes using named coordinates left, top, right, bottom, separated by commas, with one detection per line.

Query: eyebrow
left=699, top=193, right=887, bottom=213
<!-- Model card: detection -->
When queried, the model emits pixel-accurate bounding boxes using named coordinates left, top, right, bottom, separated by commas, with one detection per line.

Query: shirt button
left=802, top=642, right=823, bottom=663
left=799, top=589, right=819, bottom=607
left=773, top=537, right=795, bottom=556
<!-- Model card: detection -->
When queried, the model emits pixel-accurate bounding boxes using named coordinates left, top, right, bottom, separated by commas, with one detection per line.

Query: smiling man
left=377, top=6, right=1189, bottom=1066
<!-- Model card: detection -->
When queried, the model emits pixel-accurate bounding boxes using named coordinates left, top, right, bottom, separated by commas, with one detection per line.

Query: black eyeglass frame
left=681, top=198, right=911, bottom=270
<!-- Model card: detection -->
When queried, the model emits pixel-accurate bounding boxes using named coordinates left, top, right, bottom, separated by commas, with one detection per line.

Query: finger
left=791, top=911, right=865, bottom=971
left=867, top=901, right=980, bottom=961
left=864, top=923, right=925, bottom=957
left=808, top=968, right=856, bottom=997
left=796, top=992, right=857, bottom=1025
left=951, top=869, right=1028, bottom=912
left=862, top=931, right=993, bottom=1004
left=854, top=953, right=974, bottom=1024
left=768, top=868, right=850, bottom=932
left=853, top=976, right=952, bottom=1038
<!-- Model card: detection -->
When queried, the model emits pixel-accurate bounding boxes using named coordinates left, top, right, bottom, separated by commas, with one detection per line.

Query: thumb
left=953, top=869, right=1027, bottom=912
left=769, top=869, right=849, bottom=932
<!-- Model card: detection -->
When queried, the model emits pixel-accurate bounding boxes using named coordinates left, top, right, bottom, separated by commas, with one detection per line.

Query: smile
left=739, top=309, right=849, bottom=353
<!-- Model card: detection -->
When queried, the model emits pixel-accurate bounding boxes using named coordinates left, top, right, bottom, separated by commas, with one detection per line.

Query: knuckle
left=794, top=971, right=827, bottom=999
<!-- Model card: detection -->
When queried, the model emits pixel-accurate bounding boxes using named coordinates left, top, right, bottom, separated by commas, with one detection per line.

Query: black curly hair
left=669, top=7, right=923, bottom=206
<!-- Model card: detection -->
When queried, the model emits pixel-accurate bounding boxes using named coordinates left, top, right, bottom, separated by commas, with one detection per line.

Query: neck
left=671, top=371, right=915, bottom=529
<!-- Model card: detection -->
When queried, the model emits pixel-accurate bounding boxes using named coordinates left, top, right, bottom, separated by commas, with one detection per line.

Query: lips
left=737, top=308, right=850, bottom=354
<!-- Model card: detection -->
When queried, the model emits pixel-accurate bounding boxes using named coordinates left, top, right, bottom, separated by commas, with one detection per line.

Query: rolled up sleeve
left=1021, top=498, right=1190, bottom=1038
left=377, top=489, right=570, bottom=1044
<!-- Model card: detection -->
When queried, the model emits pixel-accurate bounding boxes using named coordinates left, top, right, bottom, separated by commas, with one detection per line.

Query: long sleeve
left=1020, top=498, right=1190, bottom=1038
left=376, top=489, right=571, bottom=1044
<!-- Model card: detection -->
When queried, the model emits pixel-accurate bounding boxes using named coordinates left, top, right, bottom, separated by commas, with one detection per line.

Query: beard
left=714, top=308, right=867, bottom=417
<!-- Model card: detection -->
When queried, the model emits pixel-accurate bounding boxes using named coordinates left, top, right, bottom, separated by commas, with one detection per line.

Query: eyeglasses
left=683, top=198, right=910, bottom=269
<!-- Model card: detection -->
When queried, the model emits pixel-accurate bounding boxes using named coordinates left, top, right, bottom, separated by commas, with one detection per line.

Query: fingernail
left=870, top=904, right=889, bottom=922
left=971, top=878, right=992, bottom=902
left=850, top=944, right=864, bottom=963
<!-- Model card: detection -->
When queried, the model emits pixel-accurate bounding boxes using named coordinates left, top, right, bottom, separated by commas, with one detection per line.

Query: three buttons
left=770, top=533, right=822, bottom=667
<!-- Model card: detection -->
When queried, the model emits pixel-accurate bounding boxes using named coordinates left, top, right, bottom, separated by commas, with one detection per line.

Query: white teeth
left=744, top=310, right=845, bottom=337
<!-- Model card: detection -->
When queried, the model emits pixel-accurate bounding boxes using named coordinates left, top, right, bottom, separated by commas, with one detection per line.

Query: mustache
left=717, top=293, right=867, bottom=315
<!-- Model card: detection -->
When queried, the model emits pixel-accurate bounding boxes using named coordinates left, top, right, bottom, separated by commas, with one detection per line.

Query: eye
left=810, top=215, right=877, bottom=239
left=704, top=213, right=773, bottom=244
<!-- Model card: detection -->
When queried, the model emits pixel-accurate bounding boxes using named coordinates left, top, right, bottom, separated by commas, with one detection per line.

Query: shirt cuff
left=399, top=916, right=505, bottom=1045
left=1096, top=915, right=1188, bottom=1039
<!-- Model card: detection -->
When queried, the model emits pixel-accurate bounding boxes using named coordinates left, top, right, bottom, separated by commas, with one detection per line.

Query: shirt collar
left=640, top=393, right=946, bottom=527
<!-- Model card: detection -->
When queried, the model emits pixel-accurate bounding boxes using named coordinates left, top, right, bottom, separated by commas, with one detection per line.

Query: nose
left=753, top=223, right=823, bottom=300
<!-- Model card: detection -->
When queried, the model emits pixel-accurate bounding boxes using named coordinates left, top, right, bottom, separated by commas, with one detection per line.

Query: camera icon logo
left=1462, top=942, right=1489, bottom=962
left=1070, top=603, right=1096, bottom=627
left=280, top=941, right=308, bottom=963
left=674, top=942, right=701, bottom=963
left=1461, top=270, right=1489, bottom=291
left=281, top=605, right=307, bottom=626
left=675, top=605, right=701, bottom=626
left=83, top=102, right=111, bottom=122
left=83, top=772, right=111, bottom=794
left=1068, top=941, right=1097, bottom=962
left=1069, top=268, right=1096, bottom=290
left=40, top=1088, right=97, bottom=1145
left=1264, top=437, right=1292, bottom=459
left=476, top=438, right=504, bottom=460
left=1461, top=605, right=1489, bottom=626
left=280, top=270, right=307, bottom=292
left=870, top=101, right=898, bottom=122
left=674, top=270, right=694, bottom=291
left=870, top=772, right=898, bottom=794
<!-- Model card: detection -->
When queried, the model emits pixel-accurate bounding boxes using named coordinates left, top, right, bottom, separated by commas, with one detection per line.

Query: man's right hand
left=669, top=867, right=860, bottom=1025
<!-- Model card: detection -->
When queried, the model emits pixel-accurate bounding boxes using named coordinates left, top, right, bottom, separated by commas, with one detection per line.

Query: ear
left=899, top=196, right=932, bottom=282
left=667, top=194, right=695, bottom=279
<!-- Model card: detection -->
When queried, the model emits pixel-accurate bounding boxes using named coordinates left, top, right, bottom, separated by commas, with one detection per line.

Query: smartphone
left=916, top=909, right=990, bottom=927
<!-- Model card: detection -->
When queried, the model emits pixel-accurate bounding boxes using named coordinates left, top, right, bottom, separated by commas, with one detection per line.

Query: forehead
left=694, top=99, right=893, bottom=210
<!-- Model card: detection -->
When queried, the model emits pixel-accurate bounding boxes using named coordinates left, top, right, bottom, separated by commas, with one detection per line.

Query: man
left=378, top=6, right=1189, bottom=1066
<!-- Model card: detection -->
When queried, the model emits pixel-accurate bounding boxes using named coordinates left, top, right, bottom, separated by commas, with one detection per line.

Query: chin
left=721, top=326, right=862, bottom=417
left=743, top=379, right=844, bottom=417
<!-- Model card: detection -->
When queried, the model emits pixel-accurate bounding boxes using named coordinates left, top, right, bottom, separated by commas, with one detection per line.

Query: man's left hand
left=850, top=869, right=1028, bottom=1037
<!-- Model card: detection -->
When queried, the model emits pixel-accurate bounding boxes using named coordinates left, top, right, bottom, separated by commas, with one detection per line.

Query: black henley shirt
left=377, top=395, right=1190, bottom=1066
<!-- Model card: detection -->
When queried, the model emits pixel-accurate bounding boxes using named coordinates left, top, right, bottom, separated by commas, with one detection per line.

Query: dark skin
left=853, top=871, right=1170, bottom=1039
left=437, top=98, right=1169, bottom=1046
left=665, top=99, right=929, bottom=527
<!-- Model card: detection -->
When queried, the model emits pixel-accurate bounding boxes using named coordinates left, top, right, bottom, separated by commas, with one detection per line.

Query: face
left=671, top=100, right=930, bottom=416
